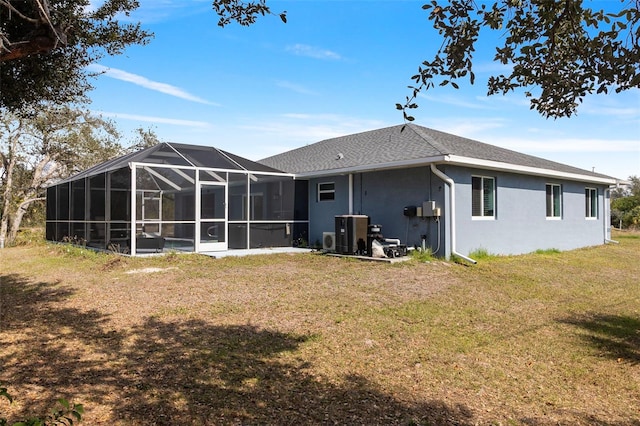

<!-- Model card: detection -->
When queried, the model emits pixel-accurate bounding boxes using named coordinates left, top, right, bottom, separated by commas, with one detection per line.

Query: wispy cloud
left=582, top=101, right=640, bottom=118
left=276, top=80, right=319, bottom=96
left=421, top=116, right=507, bottom=137
left=472, top=60, right=513, bottom=74
left=490, top=137, right=639, bottom=153
left=230, top=114, right=388, bottom=159
left=97, top=111, right=211, bottom=128
left=419, top=93, right=492, bottom=110
left=110, top=0, right=211, bottom=23
left=285, top=44, right=342, bottom=60
left=87, top=64, right=219, bottom=106
left=428, top=116, right=637, bottom=153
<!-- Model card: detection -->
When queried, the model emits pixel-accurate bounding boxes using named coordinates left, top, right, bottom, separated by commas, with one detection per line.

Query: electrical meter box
left=422, top=201, right=438, bottom=217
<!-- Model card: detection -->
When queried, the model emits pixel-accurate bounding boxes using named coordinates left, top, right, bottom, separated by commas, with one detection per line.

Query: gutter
left=430, top=164, right=477, bottom=264
left=444, top=155, right=617, bottom=185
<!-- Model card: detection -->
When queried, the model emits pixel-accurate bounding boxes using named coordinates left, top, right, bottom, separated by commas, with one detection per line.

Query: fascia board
left=293, top=155, right=448, bottom=178
left=292, top=154, right=617, bottom=185
left=444, top=155, right=618, bottom=185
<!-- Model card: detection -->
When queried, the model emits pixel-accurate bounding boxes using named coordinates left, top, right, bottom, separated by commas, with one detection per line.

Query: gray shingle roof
left=259, top=123, right=616, bottom=180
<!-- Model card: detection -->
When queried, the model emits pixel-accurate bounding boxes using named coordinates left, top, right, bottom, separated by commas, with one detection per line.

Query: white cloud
left=226, top=114, right=389, bottom=159
left=582, top=104, right=640, bottom=118
left=419, top=94, right=493, bottom=110
left=97, top=111, right=211, bottom=128
left=87, top=64, right=219, bottom=106
left=420, top=116, right=507, bottom=137
left=112, top=0, right=211, bottom=23
left=276, top=80, right=319, bottom=96
left=471, top=61, right=513, bottom=74
left=489, top=137, right=640, bottom=153
left=285, top=44, right=342, bottom=60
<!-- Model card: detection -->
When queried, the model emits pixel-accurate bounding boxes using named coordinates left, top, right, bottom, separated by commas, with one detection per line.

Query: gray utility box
left=335, top=215, right=369, bottom=255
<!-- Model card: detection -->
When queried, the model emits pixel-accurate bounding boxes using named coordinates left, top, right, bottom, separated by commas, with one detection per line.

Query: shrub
left=534, top=248, right=561, bottom=255
left=611, top=195, right=640, bottom=230
left=0, top=386, right=83, bottom=426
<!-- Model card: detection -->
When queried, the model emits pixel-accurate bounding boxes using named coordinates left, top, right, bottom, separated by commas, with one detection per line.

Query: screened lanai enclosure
left=46, top=143, right=308, bottom=255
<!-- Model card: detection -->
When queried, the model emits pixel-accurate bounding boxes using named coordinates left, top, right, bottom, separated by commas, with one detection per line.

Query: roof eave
left=293, top=155, right=448, bottom=178
left=444, top=155, right=619, bottom=185
left=292, top=154, right=618, bottom=185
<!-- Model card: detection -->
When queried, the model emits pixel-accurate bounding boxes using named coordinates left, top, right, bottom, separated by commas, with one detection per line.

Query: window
left=317, top=182, right=335, bottom=201
left=472, top=176, right=495, bottom=218
left=546, top=184, right=562, bottom=218
left=585, top=188, right=598, bottom=219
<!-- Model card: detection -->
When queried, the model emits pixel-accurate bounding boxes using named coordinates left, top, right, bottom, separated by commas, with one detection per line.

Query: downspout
left=604, top=186, right=619, bottom=244
left=430, top=164, right=477, bottom=264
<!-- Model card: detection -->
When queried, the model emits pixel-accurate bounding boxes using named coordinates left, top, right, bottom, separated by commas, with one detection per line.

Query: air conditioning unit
left=322, top=232, right=336, bottom=251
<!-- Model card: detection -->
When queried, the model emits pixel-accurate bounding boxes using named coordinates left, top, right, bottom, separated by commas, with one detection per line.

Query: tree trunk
left=0, top=143, right=16, bottom=249
left=7, top=197, right=45, bottom=244
left=4, top=150, right=55, bottom=246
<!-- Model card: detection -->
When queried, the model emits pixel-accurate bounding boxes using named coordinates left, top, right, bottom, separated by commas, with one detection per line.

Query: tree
left=611, top=175, right=640, bottom=229
left=0, top=106, right=125, bottom=247
left=398, top=0, right=640, bottom=120
left=0, top=0, right=152, bottom=110
left=128, top=127, right=162, bottom=152
left=0, top=0, right=291, bottom=111
left=611, top=175, right=638, bottom=200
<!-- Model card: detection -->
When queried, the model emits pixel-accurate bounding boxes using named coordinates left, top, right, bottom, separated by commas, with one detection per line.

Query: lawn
left=1, top=232, right=638, bottom=425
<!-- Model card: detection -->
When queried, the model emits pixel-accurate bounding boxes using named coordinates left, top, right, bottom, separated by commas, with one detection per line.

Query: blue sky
left=87, top=0, right=639, bottom=180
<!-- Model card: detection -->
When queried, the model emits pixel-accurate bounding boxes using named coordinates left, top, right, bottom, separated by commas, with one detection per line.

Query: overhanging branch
left=0, top=0, right=68, bottom=62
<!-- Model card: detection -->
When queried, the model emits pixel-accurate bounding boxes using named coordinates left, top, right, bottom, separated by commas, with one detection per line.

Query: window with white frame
left=317, top=182, right=335, bottom=201
left=585, top=187, right=598, bottom=218
left=472, top=176, right=495, bottom=218
left=546, top=183, right=562, bottom=218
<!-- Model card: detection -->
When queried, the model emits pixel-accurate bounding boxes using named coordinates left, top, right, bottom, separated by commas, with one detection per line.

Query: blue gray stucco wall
left=308, top=167, right=447, bottom=254
left=308, top=175, right=350, bottom=247
left=444, top=165, right=609, bottom=255
left=307, top=164, right=609, bottom=257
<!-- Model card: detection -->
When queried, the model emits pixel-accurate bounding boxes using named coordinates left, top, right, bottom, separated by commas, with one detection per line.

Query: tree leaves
left=213, top=0, right=287, bottom=27
left=0, top=0, right=152, bottom=111
left=400, top=0, right=640, bottom=121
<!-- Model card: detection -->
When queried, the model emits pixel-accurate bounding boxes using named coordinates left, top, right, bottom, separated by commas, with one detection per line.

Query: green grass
left=409, top=248, right=435, bottom=262
left=468, top=247, right=497, bottom=259
left=533, top=247, right=561, bottom=254
left=0, top=230, right=638, bottom=425
left=616, top=232, right=640, bottom=240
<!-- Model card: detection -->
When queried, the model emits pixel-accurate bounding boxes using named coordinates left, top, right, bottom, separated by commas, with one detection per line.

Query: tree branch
left=0, top=0, right=68, bottom=61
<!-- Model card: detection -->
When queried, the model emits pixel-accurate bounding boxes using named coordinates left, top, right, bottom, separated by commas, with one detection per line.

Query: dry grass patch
left=1, top=233, right=639, bottom=425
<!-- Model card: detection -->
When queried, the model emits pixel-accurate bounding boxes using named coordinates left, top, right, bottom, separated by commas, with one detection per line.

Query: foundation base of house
left=326, top=253, right=412, bottom=263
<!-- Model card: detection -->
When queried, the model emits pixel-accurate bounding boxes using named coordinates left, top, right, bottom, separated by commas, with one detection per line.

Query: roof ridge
left=405, top=123, right=450, bottom=155
left=212, top=146, right=246, bottom=171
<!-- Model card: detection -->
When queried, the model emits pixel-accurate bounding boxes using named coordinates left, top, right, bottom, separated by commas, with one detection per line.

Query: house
left=46, top=124, right=618, bottom=259
left=259, top=124, right=618, bottom=261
